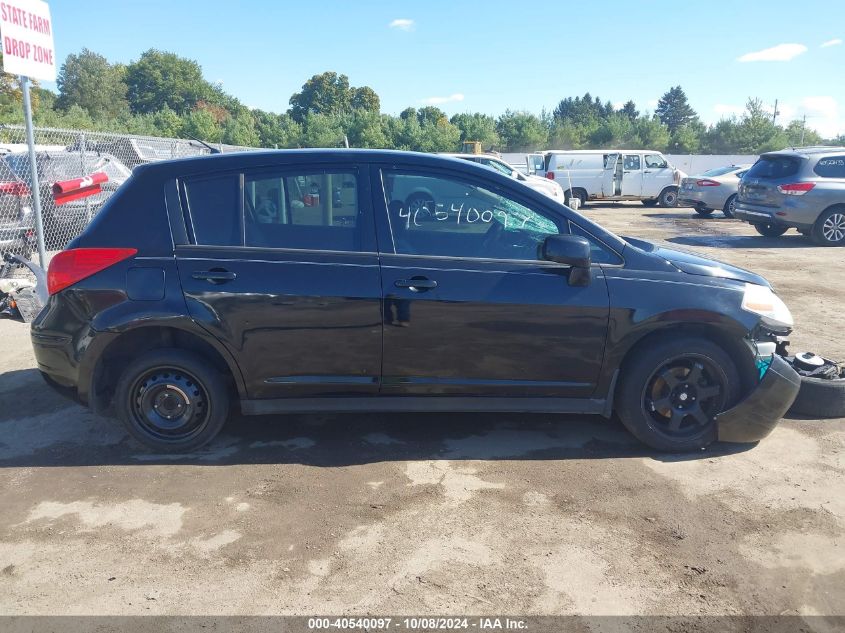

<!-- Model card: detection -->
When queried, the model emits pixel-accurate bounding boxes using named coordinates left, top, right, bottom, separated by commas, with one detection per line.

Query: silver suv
left=735, top=147, right=845, bottom=245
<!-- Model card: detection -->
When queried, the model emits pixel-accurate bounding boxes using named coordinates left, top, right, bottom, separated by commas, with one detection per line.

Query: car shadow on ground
left=643, top=212, right=732, bottom=220
left=0, top=368, right=756, bottom=468
left=666, top=234, right=817, bottom=249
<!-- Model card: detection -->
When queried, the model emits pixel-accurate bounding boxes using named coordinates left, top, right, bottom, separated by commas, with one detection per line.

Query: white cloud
left=821, top=38, right=842, bottom=48
left=737, top=43, right=807, bottom=62
left=389, top=18, right=414, bottom=31
left=420, top=93, right=465, bottom=105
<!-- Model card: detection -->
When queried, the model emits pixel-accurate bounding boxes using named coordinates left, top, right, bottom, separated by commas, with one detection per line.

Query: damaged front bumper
left=716, top=354, right=801, bottom=443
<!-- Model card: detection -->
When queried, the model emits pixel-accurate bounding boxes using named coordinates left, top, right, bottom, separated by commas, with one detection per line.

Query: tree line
left=0, top=48, right=839, bottom=153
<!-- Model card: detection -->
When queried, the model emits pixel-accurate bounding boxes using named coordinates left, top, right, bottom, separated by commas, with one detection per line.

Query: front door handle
left=395, top=276, right=437, bottom=292
left=192, top=269, right=237, bottom=284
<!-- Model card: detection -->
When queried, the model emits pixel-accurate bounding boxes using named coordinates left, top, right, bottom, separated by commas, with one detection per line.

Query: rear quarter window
left=813, top=156, right=845, bottom=178
left=184, top=174, right=241, bottom=246
left=745, top=156, right=801, bottom=179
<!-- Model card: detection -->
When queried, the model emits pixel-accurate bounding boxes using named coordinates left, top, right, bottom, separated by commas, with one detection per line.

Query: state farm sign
left=0, top=0, right=55, bottom=81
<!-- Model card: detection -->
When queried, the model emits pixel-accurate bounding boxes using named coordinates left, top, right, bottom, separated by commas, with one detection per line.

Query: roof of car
left=136, top=148, right=484, bottom=174
left=542, top=149, right=662, bottom=154
left=762, top=146, right=845, bottom=157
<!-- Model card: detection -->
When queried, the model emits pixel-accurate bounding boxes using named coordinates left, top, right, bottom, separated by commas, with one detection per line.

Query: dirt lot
left=0, top=203, right=843, bottom=622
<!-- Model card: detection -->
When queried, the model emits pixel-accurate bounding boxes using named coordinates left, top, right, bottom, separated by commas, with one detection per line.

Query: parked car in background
left=0, top=156, right=35, bottom=268
left=6, top=152, right=132, bottom=247
left=440, top=152, right=565, bottom=201
left=734, top=147, right=845, bottom=245
left=679, top=164, right=752, bottom=218
left=33, top=149, right=800, bottom=455
left=526, top=150, right=686, bottom=207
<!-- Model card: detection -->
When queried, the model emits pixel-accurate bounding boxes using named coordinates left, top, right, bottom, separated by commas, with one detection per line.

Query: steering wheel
left=480, top=220, right=504, bottom=255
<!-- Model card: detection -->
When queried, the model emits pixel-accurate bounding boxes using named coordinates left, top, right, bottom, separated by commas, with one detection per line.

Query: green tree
left=253, top=110, right=302, bottom=148
left=222, top=109, right=260, bottom=146
left=668, top=120, right=706, bottom=153
left=784, top=119, right=822, bottom=146
left=56, top=49, right=129, bottom=119
left=655, top=86, right=697, bottom=134
left=496, top=110, right=548, bottom=151
left=620, top=100, right=639, bottom=121
left=633, top=116, right=670, bottom=150
left=300, top=112, right=344, bottom=147
left=350, top=86, right=380, bottom=113
left=289, top=72, right=352, bottom=122
left=736, top=98, right=783, bottom=152
left=346, top=110, right=390, bottom=148
left=181, top=108, right=221, bottom=142
left=126, top=49, right=211, bottom=114
left=450, top=112, right=500, bottom=149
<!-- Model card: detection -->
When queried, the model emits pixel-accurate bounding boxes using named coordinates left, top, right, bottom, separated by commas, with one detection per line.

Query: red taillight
left=777, top=182, right=815, bottom=196
left=47, top=248, right=137, bottom=295
left=695, top=179, right=721, bottom=187
left=0, top=181, right=31, bottom=196
left=546, top=171, right=555, bottom=180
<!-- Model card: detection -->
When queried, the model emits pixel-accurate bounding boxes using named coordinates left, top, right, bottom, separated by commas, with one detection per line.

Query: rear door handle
left=192, top=269, right=237, bottom=284
left=395, top=276, right=437, bottom=292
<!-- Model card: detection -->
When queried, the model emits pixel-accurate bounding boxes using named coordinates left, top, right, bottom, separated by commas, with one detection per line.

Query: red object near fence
left=52, top=172, right=109, bottom=206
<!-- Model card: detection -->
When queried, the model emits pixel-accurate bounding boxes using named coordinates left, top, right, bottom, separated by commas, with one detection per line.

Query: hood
left=624, top=237, right=770, bottom=287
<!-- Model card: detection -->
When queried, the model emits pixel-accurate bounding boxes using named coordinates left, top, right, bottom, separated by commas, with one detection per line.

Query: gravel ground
left=0, top=203, right=842, bottom=623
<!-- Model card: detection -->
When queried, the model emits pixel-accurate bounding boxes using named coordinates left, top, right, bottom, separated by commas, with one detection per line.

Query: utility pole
left=772, top=99, right=780, bottom=126
left=800, top=114, right=807, bottom=146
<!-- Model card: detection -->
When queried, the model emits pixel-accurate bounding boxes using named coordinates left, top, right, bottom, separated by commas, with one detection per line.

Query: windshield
left=700, top=166, right=740, bottom=177
left=477, top=158, right=516, bottom=177
left=745, top=155, right=801, bottom=179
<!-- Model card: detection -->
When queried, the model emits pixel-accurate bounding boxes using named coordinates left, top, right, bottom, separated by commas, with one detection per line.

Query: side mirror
left=541, top=235, right=592, bottom=286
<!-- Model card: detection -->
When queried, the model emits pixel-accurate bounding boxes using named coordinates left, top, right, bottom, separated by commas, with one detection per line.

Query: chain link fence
left=0, top=124, right=256, bottom=278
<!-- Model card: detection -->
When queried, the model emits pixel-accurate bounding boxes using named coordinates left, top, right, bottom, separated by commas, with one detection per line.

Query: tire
left=114, top=348, right=230, bottom=452
left=753, top=223, right=788, bottom=238
left=641, top=199, right=659, bottom=207
left=564, top=189, right=587, bottom=208
left=811, top=206, right=845, bottom=246
left=722, top=194, right=737, bottom=219
left=694, top=207, right=714, bottom=217
left=615, top=336, right=740, bottom=452
left=789, top=375, right=845, bottom=418
left=658, top=187, right=679, bottom=208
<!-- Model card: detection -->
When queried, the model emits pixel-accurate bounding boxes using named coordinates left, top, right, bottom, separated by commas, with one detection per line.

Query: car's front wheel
left=753, top=223, right=788, bottom=237
left=616, top=336, right=740, bottom=452
left=812, top=206, right=845, bottom=246
left=115, top=349, right=230, bottom=452
left=658, top=187, right=679, bottom=207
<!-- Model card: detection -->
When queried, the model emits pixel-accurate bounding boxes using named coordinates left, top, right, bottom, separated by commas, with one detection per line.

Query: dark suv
left=32, top=150, right=800, bottom=453
left=735, top=146, right=845, bottom=245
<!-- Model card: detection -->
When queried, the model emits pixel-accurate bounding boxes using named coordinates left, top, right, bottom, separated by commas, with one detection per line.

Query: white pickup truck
left=527, top=150, right=686, bottom=207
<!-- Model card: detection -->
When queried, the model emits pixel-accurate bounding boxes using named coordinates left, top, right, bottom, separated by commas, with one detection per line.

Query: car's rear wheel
left=616, top=336, right=740, bottom=452
left=115, top=349, right=229, bottom=452
left=722, top=194, right=737, bottom=218
left=812, top=207, right=845, bottom=246
left=753, top=223, right=788, bottom=238
left=658, top=187, right=679, bottom=208
left=694, top=207, right=714, bottom=216
left=641, top=199, right=659, bottom=207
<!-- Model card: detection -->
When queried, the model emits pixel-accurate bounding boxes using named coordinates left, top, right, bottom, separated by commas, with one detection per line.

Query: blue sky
left=45, top=0, right=844, bottom=136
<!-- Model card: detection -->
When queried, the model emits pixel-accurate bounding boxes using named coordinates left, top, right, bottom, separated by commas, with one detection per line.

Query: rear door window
left=183, top=174, right=241, bottom=246
left=745, top=156, right=801, bottom=179
left=813, top=156, right=845, bottom=178
left=244, top=170, right=363, bottom=252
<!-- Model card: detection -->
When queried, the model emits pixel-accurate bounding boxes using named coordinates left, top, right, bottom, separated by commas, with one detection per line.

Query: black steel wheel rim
left=641, top=354, right=728, bottom=439
left=129, top=366, right=210, bottom=443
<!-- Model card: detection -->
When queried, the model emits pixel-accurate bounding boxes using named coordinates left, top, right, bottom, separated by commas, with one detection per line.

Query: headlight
left=741, top=283, right=793, bottom=329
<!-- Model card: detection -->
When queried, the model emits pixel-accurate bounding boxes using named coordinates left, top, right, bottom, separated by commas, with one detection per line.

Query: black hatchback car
left=32, top=150, right=801, bottom=453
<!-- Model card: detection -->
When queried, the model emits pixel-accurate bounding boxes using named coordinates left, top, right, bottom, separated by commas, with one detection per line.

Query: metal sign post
left=19, top=75, right=47, bottom=268
left=0, top=0, right=57, bottom=269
